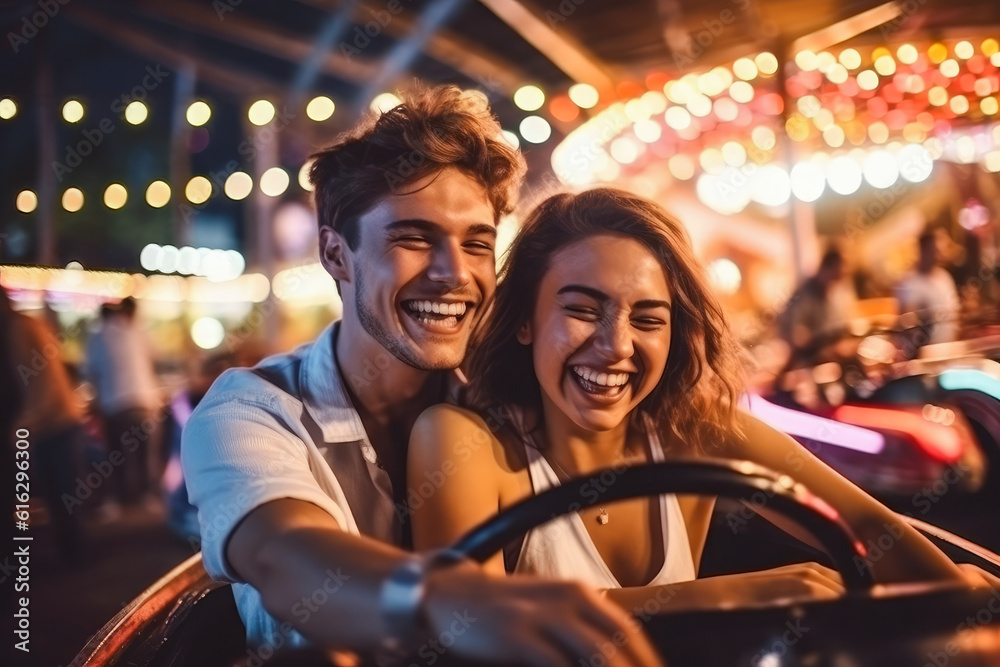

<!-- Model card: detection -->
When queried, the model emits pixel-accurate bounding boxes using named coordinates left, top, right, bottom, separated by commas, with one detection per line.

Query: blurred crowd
left=0, top=291, right=257, bottom=566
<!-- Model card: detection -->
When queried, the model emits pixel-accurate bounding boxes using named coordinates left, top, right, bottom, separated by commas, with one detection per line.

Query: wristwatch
left=378, top=549, right=467, bottom=662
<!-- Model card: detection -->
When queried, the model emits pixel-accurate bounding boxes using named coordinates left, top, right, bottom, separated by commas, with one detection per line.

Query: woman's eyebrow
left=556, top=285, right=671, bottom=310
left=634, top=298, right=672, bottom=310
left=556, top=285, right=606, bottom=301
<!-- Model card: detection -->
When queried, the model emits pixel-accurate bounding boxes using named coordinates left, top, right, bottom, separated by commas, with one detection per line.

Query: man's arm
left=228, top=497, right=664, bottom=666
left=184, top=375, right=661, bottom=666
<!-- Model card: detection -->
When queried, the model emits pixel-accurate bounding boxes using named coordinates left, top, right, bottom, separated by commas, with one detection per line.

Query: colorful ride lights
left=939, top=369, right=1000, bottom=402
left=831, top=404, right=963, bottom=463
left=743, top=394, right=886, bottom=454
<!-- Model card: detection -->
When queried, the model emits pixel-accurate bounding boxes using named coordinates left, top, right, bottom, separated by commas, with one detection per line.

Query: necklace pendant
left=597, top=509, right=609, bottom=525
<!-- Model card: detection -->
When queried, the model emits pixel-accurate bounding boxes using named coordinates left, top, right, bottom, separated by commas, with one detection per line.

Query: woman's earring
left=516, top=323, right=532, bottom=345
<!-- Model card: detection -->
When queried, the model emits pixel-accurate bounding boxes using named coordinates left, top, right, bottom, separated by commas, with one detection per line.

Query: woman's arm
left=407, top=404, right=509, bottom=576
left=720, top=411, right=965, bottom=585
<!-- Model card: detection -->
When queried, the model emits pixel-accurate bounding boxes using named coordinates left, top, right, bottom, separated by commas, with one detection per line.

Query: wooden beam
left=299, top=0, right=527, bottom=95
left=476, top=0, right=618, bottom=89
left=134, top=0, right=378, bottom=85
left=65, top=6, right=284, bottom=96
left=792, top=1, right=904, bottom=54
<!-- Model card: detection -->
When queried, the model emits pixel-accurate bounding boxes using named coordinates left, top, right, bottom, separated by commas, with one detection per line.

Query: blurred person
left=85, top=297, right=163, bottom=513
left=409, top=189, right=970, bottom=612
left=182, top=85, right=661, bottom=666
left=162, top=352, right=238, bottom=542
left=895, top=229, right=960, bottom=348
left=1, top=287, right=87, bottom=563
left=778, top=247, right=856, bottom=370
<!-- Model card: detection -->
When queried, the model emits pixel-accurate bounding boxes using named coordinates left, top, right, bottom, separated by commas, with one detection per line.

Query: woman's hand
left=708, top=562, right=845, bottom=605
left=957, top=563, right=1000, bottom=590
left=604, top=561, right=844, bottom=615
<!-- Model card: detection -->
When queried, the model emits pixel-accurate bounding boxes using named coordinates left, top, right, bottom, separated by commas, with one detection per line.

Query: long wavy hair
left=464, top=188, right=746, bottom=453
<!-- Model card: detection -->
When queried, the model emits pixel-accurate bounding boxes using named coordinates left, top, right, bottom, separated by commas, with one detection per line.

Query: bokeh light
left=187, top=101, right=212, bottom=126
left=568, top=83, right=599, bottom=109
left=827, top=156, right=862, bottom=195
left=897, top=44, right=918, bottom=64
left=370, top=92, right=402, bottom=114
left=145, top=180, right=171, bottom=208
left=1, top=98, right=18, bottom=119
left=224, top=172, right=253, bottom=200
left=104, top=183, right=128, bottom=209
left=298, top=162, right=314, bottom=191
left=733, top=58, right=758, bottom=80
left=191, top=317, right=226, bottom=350
left=707, top=258, right=742, bottom=295
left=790, top=161, right=825, bottom=202
left=260, top=167, right=290, bottom=197
left=248, top=100, right=276, bottom=125
left=15, top=190, right=37, bottom=213
left=519, top=115, right=551, bottom=143
left=514, top=85, right=545, bottom=111
left=751, top=165, right=791, bottom=207
left=186, top=176, right=213, bottom=204
left=62, top=100, right=84, bottom=123
left=898, top=144, right=934, bottom=182
left=754, top=52, right=778, bottom=75
left=125, top=101, right=148, bottom=125
left=62, top=188, right=84, bottom=212
left=306, top=96, right=335, bottom=121
left=863, top=150, right=899, bottom=188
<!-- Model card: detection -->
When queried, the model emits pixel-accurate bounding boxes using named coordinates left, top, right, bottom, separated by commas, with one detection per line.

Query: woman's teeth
left=573, top=366, right=630, bottom=387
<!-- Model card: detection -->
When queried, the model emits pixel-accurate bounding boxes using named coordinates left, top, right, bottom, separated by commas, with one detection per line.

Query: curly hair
left=308, top=85, right=525, bottom=249
left=464, top=188, right=746, bottom=453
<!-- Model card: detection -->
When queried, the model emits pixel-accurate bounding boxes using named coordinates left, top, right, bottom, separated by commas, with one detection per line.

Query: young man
left=182, top=86, right=661, bottom=666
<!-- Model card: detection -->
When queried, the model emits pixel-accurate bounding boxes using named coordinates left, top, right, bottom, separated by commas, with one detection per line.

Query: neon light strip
left=939, top=369, right=1000, bottom=401
left=744, top=394, right=885, bottom=454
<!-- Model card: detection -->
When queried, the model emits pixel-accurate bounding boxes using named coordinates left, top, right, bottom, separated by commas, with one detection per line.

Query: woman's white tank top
left=512, top=424, right=697, bottom=589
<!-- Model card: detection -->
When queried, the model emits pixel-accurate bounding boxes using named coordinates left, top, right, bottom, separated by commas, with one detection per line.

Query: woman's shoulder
left=413, top=403, right=494, bottom=436
left=411, top=403, right=529, bottom=477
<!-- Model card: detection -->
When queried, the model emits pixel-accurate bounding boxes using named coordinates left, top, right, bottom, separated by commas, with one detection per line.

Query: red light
left=839, top=79, right=860, bottom=97
left=832, top=404, right=963, bottom=462
left=616, top=81, right=644, bottom=99
left=883, top=84, right=904, bottom=104
left=885, top=109, right=908, bottom=130
left=646, top=71, right=670, bottom=91
left=867, top=97, right=888, bottom=118
left=549, top=95, right=579, bottom=123
left=758, top=92, right=784, bottom=115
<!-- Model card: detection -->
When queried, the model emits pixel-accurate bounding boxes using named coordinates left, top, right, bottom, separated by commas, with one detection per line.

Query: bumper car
left=73, top=460, right=1000, bottom=667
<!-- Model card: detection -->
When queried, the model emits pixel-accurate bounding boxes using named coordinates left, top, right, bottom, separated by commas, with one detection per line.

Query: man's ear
left=319, top=226, right=351, bottom=282
left=516, top=321, right=532, bottom=345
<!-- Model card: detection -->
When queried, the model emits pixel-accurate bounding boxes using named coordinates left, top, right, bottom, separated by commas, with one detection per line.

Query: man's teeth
left=573, top=366, right=630, bottom=387
left=409, top=300, right=467, bottom=317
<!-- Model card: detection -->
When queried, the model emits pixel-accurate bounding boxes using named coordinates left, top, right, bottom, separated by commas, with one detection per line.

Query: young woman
left=408, top=188, right=968, bottom=610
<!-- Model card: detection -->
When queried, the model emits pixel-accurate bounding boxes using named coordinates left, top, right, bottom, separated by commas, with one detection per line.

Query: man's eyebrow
left=556, top=285, right=671, bottom=309
left=384, top=219, right=497, bottom=239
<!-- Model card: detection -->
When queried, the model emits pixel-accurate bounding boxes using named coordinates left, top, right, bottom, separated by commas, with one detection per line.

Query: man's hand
left=423, top=563, right=664, bottom=667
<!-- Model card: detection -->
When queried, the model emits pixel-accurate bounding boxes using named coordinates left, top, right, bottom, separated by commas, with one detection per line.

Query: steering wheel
left=448, top=458, right=876, bottom=592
